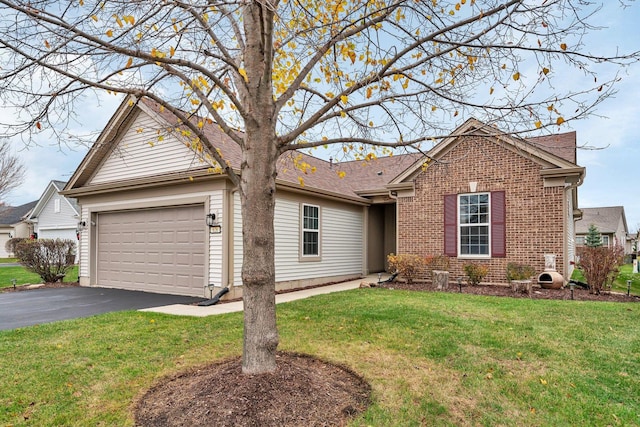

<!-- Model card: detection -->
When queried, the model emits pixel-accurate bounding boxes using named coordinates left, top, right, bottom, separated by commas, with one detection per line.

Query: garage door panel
left=97, top=205, right=205, bottom=297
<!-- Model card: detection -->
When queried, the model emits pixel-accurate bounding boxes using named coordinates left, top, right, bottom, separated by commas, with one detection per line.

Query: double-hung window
left=302, top=204, right=320, bottom=258
left=459, top=193, right=490, bottom=256
left=444, top=191, right=505, bottom=258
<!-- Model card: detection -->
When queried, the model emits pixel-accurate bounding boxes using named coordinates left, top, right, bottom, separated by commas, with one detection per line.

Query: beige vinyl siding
left=208, top=191, right=224, bottom=288
left=232, top=192, right=243, bottom=286
left=231, top=193, right=363, bottom=286
left=566, top=191, right=576, bottom=278
left=273, top=195, right=364, bottom=282
left=79, top=206, right=90, bottom=278
left=89, top=112, right=207, bottom=185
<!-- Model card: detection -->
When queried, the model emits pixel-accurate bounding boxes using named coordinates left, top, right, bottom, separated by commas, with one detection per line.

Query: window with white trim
left=302, top=204, right=320, bottom=257
left=459, top=193, right=490, bottom=256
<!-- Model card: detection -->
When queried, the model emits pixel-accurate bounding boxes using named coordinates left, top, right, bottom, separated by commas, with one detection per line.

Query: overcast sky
left=3, top=3, right=640, bottom=231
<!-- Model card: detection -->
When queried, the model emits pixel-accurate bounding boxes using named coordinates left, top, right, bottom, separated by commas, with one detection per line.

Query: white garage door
left=97, top=205, right=205, bottom=296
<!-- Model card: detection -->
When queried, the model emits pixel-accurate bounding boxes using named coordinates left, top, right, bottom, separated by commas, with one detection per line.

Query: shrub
left=577, top=244, right=624, bottom=294
left=387, top=253, right=425, bottom=284
left=5, top=237, right=27, bottom=257
left=425, top=254, right=450, bottom=272
left=14, top=239, right=76, bottom=283
left=506, top=263, right=536, bottom=281
left=463, top=263, right=488, bottom=286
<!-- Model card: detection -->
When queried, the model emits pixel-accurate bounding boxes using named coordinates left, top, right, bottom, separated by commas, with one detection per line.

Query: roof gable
left=392, top=118, right=583, bottom=185
left=64, top=96, right=423, bottom=203
left=27, top=181, right=79, bottom=221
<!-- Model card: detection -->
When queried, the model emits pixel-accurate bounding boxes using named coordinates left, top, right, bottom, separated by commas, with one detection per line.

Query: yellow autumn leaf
left=337, top=171, right=346, bottom=179
left=560, top=43, right=567, bottom=51
left=238, top=68, right=248, bottom=82
left=539, top=378, right=547, bottom=385
left=542, top=67, right=550, bottom=75
left=125, top=57, right=133, bottom=68
left=298, top=176, right=305, bottom=187
left=535, top=121, right=542, bottom=129
left=512, top=72, right=520, bottom=81
left=91, top=15, right=98, bottom=22
left=366, top=87, right=373, bottom=99
left=79, top=0, right=84, bottom=5
left=170, top=46, right=175, bottom=57
left=556, top=117, right=565, bottom=125
left=340, top=95, right=348, bottom=105
left=44, top=40, right=50, bottom=49
left=106, top=29, right=113, bottom=37
left=489, top=87, right=494, bottom=95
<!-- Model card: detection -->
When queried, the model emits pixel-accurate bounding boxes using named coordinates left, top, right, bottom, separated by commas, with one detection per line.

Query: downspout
left=564, top=171, right=585, bottom=281
left=223, top=186, right=239, bottom=290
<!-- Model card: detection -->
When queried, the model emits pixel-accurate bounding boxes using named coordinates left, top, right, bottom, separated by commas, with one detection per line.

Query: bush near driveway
left=14, top=239, right=76, bottom=283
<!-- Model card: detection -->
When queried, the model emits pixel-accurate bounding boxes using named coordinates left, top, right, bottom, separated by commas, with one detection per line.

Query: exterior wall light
left=206, top=213, right=222, bottom=234
left=76, top=220, right=88, bottom=239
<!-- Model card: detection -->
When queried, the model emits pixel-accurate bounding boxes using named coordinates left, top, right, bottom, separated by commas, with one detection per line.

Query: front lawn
left=1, top=289, right=639, bottom=426
left=0, top=265, right=79, bottom=289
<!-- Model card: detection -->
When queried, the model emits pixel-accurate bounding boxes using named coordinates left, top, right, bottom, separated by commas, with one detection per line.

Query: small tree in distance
left=0, top=143, right=25, bottom=204
left=585, top=224, right=603, bottom=248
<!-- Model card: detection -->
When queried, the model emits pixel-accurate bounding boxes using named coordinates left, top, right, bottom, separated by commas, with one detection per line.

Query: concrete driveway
left=0, top=287, right=204, bottom=331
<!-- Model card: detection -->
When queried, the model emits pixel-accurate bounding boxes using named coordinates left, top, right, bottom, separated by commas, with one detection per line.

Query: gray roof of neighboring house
left=0, top=200, right=38, bottom=226
left=575, top=206, right=627, bottom=234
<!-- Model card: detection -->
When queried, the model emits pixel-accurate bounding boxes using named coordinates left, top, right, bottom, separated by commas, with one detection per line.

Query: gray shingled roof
left=0, top=200, right=38, bottom=226
left=128, top=98, right=578, bottom=201
left=575, top=206, right=627, bottom=234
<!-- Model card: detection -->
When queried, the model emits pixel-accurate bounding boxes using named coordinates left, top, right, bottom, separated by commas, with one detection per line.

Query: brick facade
left=397, top=136, right=566, bottom=284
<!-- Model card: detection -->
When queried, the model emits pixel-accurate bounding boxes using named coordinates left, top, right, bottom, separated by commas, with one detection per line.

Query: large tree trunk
left=239, top=128, right=279, bottom=374
left=239, top=1, right=279, bottom=375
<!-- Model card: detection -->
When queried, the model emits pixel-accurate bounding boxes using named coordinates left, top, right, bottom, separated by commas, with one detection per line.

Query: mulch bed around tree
left=377, top=280, right=640, bottom=303
left=134, top=352, right=371, bottom=427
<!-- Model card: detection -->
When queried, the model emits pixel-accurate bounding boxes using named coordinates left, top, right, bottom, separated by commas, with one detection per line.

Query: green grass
left=0, top=257, right=18, bottom=263
left=1, top=289, right=639, bottom=426
left=0, top=265, right=79, bottom=289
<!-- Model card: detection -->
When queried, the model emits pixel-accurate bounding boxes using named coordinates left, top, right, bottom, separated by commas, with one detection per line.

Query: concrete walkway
left=140, top=274, right=382, bottom=317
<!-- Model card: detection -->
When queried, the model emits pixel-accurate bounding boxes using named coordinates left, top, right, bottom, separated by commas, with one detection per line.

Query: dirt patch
left=378, top=280, right=640, bottom=303
left=134, top=352, right=371, bottom=427
left=1, top=281, right=80, bottom=292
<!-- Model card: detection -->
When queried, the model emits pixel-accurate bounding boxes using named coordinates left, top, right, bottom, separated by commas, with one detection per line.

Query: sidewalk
left=140, top=274, right=382, bottom=317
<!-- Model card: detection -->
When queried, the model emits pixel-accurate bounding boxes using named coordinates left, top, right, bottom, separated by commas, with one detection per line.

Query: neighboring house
left=575, top=206, right=629, bottom=253
left=26, top=180, right=80, bottom=242
left=62, top=97, right=584, bottom=297
left=391, top=118, right=584, bottom=284
left=0, top=201, right=37, bottom=257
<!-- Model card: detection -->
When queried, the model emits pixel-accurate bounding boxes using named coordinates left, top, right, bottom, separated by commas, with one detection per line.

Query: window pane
left=460, top=225, right=489, bottom=255
left=303, top=231, right=318, bottom=256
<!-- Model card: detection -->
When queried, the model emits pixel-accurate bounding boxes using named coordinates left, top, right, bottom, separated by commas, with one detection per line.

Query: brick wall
left=397, top=136, right=566, bottom=284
